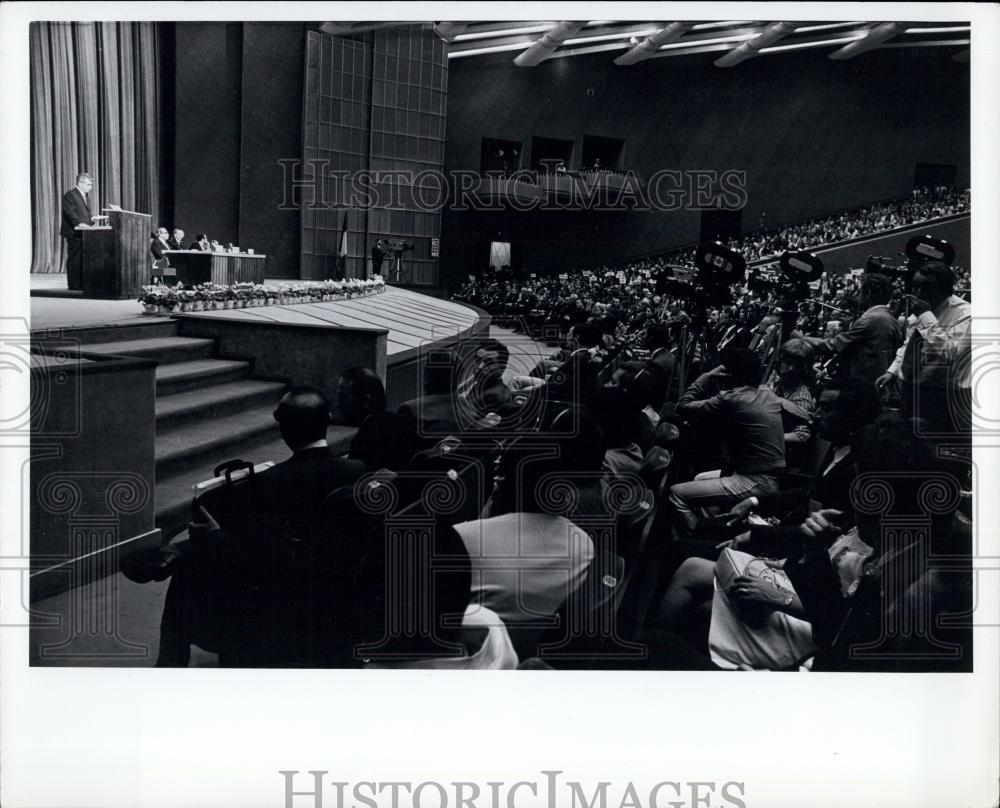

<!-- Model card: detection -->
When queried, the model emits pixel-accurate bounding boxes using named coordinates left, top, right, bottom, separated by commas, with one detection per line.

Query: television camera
left=864, top=234, right=955, bottom=289
left=655, top=242, right=748, bottom=312
left=746, top=249, right=824, bottom=306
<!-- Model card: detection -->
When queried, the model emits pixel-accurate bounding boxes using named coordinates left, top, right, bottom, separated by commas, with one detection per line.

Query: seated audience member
left=484, top=407, right=610, bottom=526
left=785, top=413, right=971, bottom=672
left=397, top=350, right=466, bottom=442
left=456, top=337, right=514, bottom=417
left=668, top=346, right=792, bottom=535
left=658, top=378, right=881, bottom=592
left=608, top=361, right=660, bottom=450
left=189, top=233, right=210, bottom=251
left=653, top=412, right=970, bottom=671
left=644, top=323, right=677, bottom=402
left=453, top=423, right=602, bottom=631
left=356, top=521, right=518, bottom=670
left=167, top=228, right=185, bottom=250
left=337, top=366, right=419, bottom=472
left=801, top=273, right=902, bottom=388
left=591, top=386, right=645, bottom=479
left=764, top=338, right=817, bottom=465
left=876, top=260, right=972, bottom=438
left=718, top=377, right=880, bottom=534
left=156, top=386, right=366, bottom=667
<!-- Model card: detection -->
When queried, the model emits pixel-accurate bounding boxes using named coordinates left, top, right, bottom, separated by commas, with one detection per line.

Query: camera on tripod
left=746, top=250, right=823, bottom=307
left=865, top=235, right=955, bottom=289
left=673, top=242, right=748, bottom=307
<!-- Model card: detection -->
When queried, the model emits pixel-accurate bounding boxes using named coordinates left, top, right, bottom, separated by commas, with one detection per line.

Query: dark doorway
left=581, top=134, right=625, bottom=171
left=480, top=137, right=522, bottom=175
left=531, top=136, right=574, bottom=172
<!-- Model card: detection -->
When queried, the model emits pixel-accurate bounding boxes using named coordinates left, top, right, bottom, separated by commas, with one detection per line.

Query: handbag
left=708, top=548, right=816, bottom=670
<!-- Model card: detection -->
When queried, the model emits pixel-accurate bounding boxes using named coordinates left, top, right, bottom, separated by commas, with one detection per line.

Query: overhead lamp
left=828, top=22, right=905, bottom=59
left=514, top=21, right=587, bottom=66
left=714, top=21, right=795, bottom=67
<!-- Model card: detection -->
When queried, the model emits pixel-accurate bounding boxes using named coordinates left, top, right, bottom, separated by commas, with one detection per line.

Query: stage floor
left=178, top=286, right=479, bottom=357
left=29, top=275, right=480, bottom=357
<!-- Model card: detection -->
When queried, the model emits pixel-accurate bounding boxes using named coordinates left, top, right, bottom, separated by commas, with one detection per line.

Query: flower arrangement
left=138, top=277, right=385, bottom=314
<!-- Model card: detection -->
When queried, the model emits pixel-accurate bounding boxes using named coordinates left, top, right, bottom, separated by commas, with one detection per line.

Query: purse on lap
left=708, top=548, right=816, bottom=670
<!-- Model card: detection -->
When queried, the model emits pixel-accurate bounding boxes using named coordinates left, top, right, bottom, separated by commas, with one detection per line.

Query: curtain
left=30, top=22, right=160, bottom=274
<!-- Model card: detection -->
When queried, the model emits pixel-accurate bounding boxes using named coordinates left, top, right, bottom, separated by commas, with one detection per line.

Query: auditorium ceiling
left=320, top=20, right=970, bottom=66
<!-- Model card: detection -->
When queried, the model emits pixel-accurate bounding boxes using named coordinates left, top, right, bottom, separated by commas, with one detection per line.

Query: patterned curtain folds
left=30, top=22, right=159, bottom=273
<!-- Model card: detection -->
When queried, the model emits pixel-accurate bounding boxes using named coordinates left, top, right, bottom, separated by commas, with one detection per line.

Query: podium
left=80, top=208, right=152, bottom=299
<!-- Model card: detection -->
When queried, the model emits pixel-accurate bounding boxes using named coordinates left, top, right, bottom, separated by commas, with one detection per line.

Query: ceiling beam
left=434, top=22, right=468, bottom=42
left=614, top=22, right=692, bottom=65
left=513, top=21, right=586, bottom=66
left=714, top=21, right=795, bottom=67
left=828, top=22, right=904, bottom=60
left=319, top=22, right=397, bottom=36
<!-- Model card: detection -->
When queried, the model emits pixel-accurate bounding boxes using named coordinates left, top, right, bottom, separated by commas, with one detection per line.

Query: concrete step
left=154, top=404, right=283, bottom=479
left=82, top=336, right=215, bottom=365
left=32, top=319, right=178, bottom=345
left=154, top=426, right=357, bottom=534
left=155, top=379, right=287, bottom=431
left=155, top=358, right=252, bottom=396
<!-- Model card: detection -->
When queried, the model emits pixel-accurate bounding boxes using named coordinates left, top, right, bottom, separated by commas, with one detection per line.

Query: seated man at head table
left=189, top=233, right=211, bottom=251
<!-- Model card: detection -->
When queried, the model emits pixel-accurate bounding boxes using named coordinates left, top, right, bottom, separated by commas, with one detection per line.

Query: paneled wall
left=301, top=35, right=372, bottom=280
left=302, top=26, right=446, bottom=284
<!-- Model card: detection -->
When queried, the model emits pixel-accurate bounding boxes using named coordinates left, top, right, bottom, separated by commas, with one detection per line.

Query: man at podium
left=60, top=172, right=101, bottom=290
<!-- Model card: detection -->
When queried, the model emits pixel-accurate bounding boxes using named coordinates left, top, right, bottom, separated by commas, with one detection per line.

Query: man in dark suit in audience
left=397, top=350, right=467, bottom=442
left=337, top=366, right=420, bottom=472
left=60, top=172, right=98, bottom=290
left=155, top=386, right=366, bottom=667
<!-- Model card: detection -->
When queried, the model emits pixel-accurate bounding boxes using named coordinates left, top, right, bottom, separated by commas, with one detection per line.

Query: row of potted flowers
left=138, top=278, right=385, bottom=314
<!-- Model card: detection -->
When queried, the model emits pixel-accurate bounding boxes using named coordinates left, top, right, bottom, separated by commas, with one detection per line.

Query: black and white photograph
left=1, top=3, right=998, bottom=807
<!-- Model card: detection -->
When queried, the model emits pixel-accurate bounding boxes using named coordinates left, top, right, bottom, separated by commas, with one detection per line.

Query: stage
left=30, top=275, right=481, bottom=359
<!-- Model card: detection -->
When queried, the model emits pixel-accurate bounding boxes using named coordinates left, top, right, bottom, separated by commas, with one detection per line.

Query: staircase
left=65, top=320, right=351, bottom=536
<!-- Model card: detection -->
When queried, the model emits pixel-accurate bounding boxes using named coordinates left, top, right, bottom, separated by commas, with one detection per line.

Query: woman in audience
left=785, top=413, right=972, bottom=672
left=453, top=413, right=606, bottom=654
left=648, top=411, right=970, bottom=671
left=356, top=520, right=518, bottom=670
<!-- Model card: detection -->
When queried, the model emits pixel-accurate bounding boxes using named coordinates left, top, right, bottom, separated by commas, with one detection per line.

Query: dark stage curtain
left=30, top=22, right=160, bottom=274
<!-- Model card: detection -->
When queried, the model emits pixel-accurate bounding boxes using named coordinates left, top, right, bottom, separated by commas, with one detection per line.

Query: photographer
left=668, top=346, right=790, bottom=536
left=875, top=260, right=972, bottom=436
left=798, top=272, right=902, bottom=388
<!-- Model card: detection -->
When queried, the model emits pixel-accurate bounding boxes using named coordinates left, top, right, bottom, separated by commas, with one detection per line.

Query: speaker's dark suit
left=60, top=187, right=92, bottom=289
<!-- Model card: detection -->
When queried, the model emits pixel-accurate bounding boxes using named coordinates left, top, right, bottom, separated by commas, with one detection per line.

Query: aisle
left=489, top=321, right=555, bottom=384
